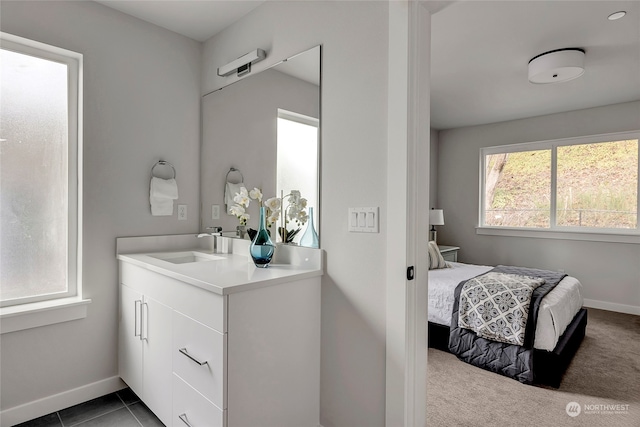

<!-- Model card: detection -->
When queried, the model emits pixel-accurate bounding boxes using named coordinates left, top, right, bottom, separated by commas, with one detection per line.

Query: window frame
left=478, top=131, right=640, bottom=242
left=0, top=32, right=83, bottom=308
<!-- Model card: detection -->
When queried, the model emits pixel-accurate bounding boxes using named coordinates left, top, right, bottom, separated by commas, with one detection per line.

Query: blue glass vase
left=250, top=207, right=275, bottom=268
left=300, top=207, right=319, bottom=248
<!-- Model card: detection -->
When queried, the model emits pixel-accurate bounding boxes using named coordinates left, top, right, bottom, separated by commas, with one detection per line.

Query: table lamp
left=429, top=208, right=444, bottom=243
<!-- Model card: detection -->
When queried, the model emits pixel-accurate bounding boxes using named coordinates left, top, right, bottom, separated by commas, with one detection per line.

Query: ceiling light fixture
left=607, top=11, right=627, bottom=20
left=217, top=49, right=266, bottom=77
left=528, top=48, right=585, bottom=84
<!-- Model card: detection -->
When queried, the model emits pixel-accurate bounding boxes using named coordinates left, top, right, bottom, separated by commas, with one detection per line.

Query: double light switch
left=348, top=207, right=379, bottom=233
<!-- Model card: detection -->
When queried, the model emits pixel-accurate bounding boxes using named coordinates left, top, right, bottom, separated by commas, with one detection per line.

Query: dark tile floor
left=14, top=388, right=164, bottom=427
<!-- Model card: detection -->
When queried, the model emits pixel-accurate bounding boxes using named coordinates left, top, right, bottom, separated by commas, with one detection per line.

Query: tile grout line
left=66, top=405, right=125, bottom=427
left=117, top=392, right=144, bottom=427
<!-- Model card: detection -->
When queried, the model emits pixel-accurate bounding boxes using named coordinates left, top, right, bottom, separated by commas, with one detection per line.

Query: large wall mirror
left=200, top=46, right=321, bottom=245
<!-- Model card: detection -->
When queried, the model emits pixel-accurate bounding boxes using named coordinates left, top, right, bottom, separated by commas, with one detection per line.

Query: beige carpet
left=427, top=308, right=640, bottom=426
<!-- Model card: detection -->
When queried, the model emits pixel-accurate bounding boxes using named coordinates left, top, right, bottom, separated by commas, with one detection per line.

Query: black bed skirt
left=428, top=308, right=588, bottom=387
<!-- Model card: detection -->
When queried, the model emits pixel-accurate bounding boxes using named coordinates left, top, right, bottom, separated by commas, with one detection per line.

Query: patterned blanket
left=458, top=272, right=546, bottom=346
left=449, top=265, right=567, bottom=384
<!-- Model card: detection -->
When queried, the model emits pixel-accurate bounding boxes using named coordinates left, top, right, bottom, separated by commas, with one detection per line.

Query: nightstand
left=438, top=245, right=460, bottom=262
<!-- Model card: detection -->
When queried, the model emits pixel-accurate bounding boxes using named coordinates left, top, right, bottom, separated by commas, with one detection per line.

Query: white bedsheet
left=428, top=262, right=583, bottom=351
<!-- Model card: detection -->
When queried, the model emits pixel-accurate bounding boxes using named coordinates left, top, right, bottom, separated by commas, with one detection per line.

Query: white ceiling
left=94, top=1, right=640, bottom=130
left=94, top=0, right=265, bottom=42
left=431, top=1, right=640, bottom=129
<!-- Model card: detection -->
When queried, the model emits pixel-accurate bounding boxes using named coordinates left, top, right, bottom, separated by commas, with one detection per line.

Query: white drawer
left=173, top=374, right=225, bottom=427
left=120, top=262, right=227, bottom=332
left=173, top=311, right=226, bottom=409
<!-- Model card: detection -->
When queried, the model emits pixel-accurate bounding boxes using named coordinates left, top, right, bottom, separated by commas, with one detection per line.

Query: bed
left=428, top=260, right=587, bottom=387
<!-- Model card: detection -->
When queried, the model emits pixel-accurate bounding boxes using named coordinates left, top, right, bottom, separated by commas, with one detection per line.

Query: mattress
left=428, top=262, right=583, bottom=351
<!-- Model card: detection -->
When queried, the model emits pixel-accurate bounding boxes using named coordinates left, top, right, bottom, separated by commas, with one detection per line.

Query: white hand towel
left=225, top=181, right=244, bottom=214
left=150, top=196, right=174, bottom=216
left=150, top=177, right=179, bottom=200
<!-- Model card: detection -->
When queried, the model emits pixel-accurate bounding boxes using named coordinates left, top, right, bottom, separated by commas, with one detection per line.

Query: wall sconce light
left=429, top=208, right=444, bottom=243
left=217, top=49, right=266, bottom=77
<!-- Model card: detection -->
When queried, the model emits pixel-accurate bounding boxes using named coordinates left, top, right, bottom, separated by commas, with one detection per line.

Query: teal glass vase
left=250, top=207, right=275, bottom=268
left=300, top=207, right=319, bottom=248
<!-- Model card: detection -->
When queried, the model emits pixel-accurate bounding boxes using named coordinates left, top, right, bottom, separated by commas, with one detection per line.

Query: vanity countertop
left=117, top=236, right=323, bottom=296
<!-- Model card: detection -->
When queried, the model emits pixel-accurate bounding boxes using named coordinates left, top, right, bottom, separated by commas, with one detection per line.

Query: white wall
left=203, top=2, right=390, bottom=426
left=430, top=128, right=439, bottom=209
left=0, top=0, right=201, bottom=417
left=438, top=101, right=640, bottom=313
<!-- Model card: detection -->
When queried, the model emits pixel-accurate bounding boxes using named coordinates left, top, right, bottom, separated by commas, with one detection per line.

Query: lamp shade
left=429, top=209, right=444, bottom=226
left=528, top=48, right=585, bottom=84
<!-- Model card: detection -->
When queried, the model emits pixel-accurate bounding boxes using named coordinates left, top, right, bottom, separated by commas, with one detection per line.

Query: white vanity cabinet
left=118, top=255, right=321, bottom=427
left=119, top=281, right=173, bottom=425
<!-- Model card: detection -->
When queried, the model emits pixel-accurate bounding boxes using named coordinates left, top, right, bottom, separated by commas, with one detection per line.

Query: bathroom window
left=276, top=109, right=319, bottom=243
left=0, top=33, right=82, bottom=307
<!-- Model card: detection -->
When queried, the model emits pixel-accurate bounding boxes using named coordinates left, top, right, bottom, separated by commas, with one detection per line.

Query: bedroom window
left=480, top=132, right=639, bottom=235
left=0, top=33, right=82, bottom=308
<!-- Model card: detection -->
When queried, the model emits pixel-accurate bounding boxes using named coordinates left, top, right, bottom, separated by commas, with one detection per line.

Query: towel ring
left=151, top=160, right=176, bottom=179
left=225, top=167, right=243, bottom=183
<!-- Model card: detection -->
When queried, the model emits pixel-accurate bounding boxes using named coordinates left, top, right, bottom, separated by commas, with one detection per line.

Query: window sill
left=476, top=227, right=640, bottom=244
left=0, top=297, right=91, bottom=334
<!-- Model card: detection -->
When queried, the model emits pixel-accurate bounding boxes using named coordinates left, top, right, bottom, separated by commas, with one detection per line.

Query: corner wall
left=202, top=2, right=390, bottom=426
left=0, top=1, right=201, bottom=422
left=438, top=101, right=640, bottom=313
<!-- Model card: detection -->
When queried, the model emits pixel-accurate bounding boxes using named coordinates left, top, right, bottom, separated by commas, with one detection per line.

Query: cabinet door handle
left=141, top=302, right=149, bottom=342
left=134, top=300, right=142, bottom=339
left=178, top=413, right=194, bottom=427
left=179, top=348, right=208, bottom=366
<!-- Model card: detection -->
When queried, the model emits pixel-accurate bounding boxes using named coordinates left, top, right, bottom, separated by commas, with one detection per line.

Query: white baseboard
left=0, top=376, right=126, bottom=427
left=583, top=299, right=640, bottom=316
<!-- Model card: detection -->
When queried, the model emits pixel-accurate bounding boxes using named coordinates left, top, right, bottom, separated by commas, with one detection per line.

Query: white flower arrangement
left=230, top=187, right=308, bottom=243
left=231, top=187, right=262, bottom=226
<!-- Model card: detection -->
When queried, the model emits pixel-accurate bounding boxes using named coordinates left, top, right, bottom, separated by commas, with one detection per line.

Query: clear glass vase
left=250, top=207, right=275, bottom=267
left=300, top=207, right=319, bottom=248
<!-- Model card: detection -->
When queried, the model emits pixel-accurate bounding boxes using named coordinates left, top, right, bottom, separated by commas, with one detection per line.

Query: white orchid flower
left=267, top=212, right=280, bottom=226
left=249, top=188, right=263, bottom=202
left=229, top=204, right=245, bottom=216
left=297, top=211, right=308, bottom=224
left=234, top=191, right=250, bottom=207
left=298, top=198, right=307, bottom=209
left=288, top=190, right=301, bottom=204
left=264, top=197, right=281, bottom=211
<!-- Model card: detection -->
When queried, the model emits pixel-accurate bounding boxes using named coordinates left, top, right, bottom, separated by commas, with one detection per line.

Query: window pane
left=556, top=140, right=638, bottom=228
left=1, top=48, right=69, bottom=302
left=276, top=115, right=319, bottom=243
left=484, top=150, right=551, bottom=227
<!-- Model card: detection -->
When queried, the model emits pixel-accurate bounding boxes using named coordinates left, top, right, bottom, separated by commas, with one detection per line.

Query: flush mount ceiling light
left=528, top=48, right=585, bottom=84
left=608, top=11, right=627, bottom=20
left=217, top=49, right=266, bottom=77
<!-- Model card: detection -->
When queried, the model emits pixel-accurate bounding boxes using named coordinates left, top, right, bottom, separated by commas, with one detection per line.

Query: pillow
left=428, top=241, right=447, bottom=270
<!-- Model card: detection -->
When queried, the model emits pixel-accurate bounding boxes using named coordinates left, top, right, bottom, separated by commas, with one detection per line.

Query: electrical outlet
left=178, top=204, right=187, bottom=220
left=212, top=204, right=220, bottom=220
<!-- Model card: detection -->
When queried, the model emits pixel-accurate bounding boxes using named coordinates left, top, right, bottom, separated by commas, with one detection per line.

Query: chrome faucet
left=197, top=227, right=223, bottom=252
left=197, top=226, right=223, bottom=238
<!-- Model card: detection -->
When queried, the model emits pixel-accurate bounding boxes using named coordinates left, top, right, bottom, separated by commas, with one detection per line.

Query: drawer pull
left=178, top=413, right=194, bottom=427
left=179, top=347, right=208, bottom=366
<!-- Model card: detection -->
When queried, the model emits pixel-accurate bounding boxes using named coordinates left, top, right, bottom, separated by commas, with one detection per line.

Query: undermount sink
left=148, top=251, right=224, bottom=264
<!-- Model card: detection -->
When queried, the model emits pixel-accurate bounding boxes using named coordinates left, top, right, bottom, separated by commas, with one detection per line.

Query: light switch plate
left=348, top=207, right=379, bottom=233
left=212, top=204, right=220, bottom=220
